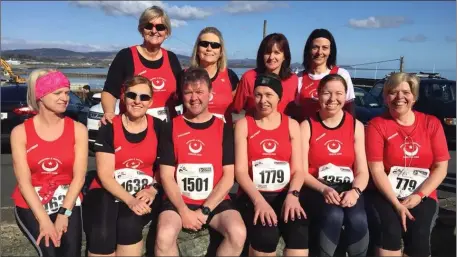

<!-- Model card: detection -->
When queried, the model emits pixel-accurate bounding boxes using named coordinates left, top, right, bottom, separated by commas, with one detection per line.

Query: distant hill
left=2, top=48, right=257, bottom=67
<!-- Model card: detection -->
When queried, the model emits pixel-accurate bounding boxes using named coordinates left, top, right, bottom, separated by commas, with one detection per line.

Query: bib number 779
left=395, top=178, right=417, bottom=191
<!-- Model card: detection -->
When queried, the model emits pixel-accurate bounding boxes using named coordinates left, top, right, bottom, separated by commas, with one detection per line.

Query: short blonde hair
left=383, top=72, right=420, bottom=101
left=190, top=27, right=227, bottom=71
left=138, top=6, right=172, bottom=36
left=27, top=69, right=57, bottom=112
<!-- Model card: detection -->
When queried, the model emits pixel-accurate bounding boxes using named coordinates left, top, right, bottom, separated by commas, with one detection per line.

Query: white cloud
left=348, top=16, right=411, bottom=29
left=1, top=37, right=124, bottom=52
left=223, top=1, right=288, bottom=14
left=399, top=34, right=427, bottom=43
left=73, top=1, right=211, bottom=27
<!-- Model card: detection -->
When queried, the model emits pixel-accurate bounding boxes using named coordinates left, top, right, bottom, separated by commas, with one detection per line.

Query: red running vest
left=12, top=117, right=80, bottom=208
left=246, top=114, right=292, bottom=192
left=208, top=69, right=233, bottom=123
left=307, top=111, right=355, bottom=177
left=89, top=115, right=158, bottom=189
left=232, top=69, right=298, bottom=117
left=297, top=66, right=339, bottom=121
left=119, top=46, right=177, bottom=116
left=171, top=116, right=229, bottom=205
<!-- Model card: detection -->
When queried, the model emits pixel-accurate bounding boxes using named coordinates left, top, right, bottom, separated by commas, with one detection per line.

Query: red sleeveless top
left=172, top=116, right=229, bottom=205
left=307, top=111, right=355, bottom=177
left=12, top=117, right=79, bottom=208
left=89, top=115, right=158, bottom=189
left=246, top=114, right=292, bottom=192
left=119, top=46, right=177, bottom=119
left=208, top=69, right=233, bottom=123
left=297, top=66, right=339, bottom=120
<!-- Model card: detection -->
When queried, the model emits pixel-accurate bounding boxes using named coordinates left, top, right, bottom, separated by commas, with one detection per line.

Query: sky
left=1, top=1, right=456, bottom=73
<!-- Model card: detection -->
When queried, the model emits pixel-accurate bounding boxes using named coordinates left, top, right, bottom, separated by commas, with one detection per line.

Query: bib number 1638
left=121, top=178, right=150, bottom=193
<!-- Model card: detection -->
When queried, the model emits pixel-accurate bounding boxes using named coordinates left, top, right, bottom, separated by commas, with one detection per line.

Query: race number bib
left=388, top=166, right=430, bottom=199
left=318, top=163, right=354, bottom=184
left=176, top=163, right=214, bottom=200
left=213, top=113, right=226, bottom=123
left=147, top=106, right=170, bottom=121
left=252, top=158, right=290, bottom=191
left=34, top=185, right=82, bottom=215
left=114, top=168, right=154, bottom=195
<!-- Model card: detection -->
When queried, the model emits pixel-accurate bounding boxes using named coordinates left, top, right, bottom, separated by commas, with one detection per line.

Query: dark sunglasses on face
left=125, top=91, right=152, bottom=101
left=144, top=23, right=167, bottom=31
left=198, top=40, right=221, bottom=49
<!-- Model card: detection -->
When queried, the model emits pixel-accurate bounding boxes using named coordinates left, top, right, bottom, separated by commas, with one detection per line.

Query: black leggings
left=82, top=188, right=160, bottom=255
left=239, top=192, right=309, bottom=253
left=371, top=192, right=438, bottom=257
left=15, top=206, right=82, bottom=257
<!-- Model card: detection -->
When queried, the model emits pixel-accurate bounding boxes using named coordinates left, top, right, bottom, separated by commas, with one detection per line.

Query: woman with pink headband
left=11, top=69, right=88, bottom=256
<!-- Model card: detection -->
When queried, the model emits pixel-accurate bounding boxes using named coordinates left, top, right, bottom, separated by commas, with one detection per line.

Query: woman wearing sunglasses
left=300, top=74, right=369, bottom=256
left=188, top=27, right=239, bottom=124
left=101, top=5, right=182, bottom=123
left=295, top=29, right=355, bottom=122
left=232, top=33, right=298, bottom=118
left=366, top=73, right=449, bottom=257
left=235, top=73, right=308, bottom=257
left=11, top=69, right=87, bottom=256
left=83, top=76, right=162, bottom=256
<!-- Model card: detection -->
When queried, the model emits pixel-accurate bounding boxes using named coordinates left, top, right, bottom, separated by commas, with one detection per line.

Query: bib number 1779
left=259, top=170, right=284, bottom=184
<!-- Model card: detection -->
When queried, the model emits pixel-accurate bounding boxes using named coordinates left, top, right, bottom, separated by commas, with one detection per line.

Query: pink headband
left=35, top=71, right=70, bottom=100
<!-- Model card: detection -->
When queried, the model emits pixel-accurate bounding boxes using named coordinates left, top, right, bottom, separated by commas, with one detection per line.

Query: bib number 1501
left=181, top=177, right=209, bottom=192
left=259, top=170, right=285, bottom=184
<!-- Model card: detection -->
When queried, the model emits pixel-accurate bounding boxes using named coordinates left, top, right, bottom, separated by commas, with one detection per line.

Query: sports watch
left=200, top=206, right=212, bottom=216
left=288, top=190, right=300, bottom=197
left=58, top=207, right=72, bottom=217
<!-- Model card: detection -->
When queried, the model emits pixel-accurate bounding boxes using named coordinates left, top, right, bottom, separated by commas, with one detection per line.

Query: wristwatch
left=352, top=187, right=362, bottom=196
left=199, top=205, right=212, bottom=216
left=58, top=207, right=72, bottom=217
left=288, top=190, right=300, bottom=197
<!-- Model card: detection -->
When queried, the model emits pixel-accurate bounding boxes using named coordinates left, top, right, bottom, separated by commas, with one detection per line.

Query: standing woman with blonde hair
left=11, top=69, right=88, bottom=256
left=101, top=5, right=182, bottom=123
left=189, top=26, right=239, bottom=123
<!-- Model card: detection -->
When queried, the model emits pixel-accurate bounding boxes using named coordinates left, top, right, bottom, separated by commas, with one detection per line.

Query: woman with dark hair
left=232, top=33, right=298, bottom=117
left=295, top=29, right=355, bottom=122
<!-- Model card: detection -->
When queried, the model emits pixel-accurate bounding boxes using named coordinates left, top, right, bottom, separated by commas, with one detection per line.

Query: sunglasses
left=198, top=40, right=221, bottom=49
left=144, top=23, right=167, bottom=31
left=125, top=91, right=152, bottom=101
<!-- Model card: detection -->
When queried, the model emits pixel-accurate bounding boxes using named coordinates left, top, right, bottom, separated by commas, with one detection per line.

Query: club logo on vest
left=38, top=158, right=62, bottom=174
left=309, top=88, right=318, bottom=99
left=325, top=140, right=343, bottom=155
left=261, top=139, right=278, bottom=155
left=400, top=142, right=420, bottom=158
left=123, top=158, right=144, bottom=169
left=187, top=139, right=205, bottom=156
left=151, top=77, right=166, bottom=91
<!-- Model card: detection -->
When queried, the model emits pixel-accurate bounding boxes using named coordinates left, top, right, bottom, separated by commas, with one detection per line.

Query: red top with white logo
left=246, top=114, right=292, bottom=192
left=366, top=111, right=450, bottom=201
left=119, top=46, right=177, bottom=114
left=232, top=69, right=298, bottom=117
left=12, top=117, right=79, bottom=208
left=208, top=69, right=233, bottom=123
left=89, top=115, right=157, bottom=189
left=172, top=115, right=229, bottom=205
left=308, top=111, right=355, bottom=177
left=297, top=66, right=339, bottom=120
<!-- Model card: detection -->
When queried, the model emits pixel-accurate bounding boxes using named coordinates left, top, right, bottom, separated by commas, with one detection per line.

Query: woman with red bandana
left=189, top=27, right=239, bottom=124
left=232, top=33, right=298, bottom=118
left=300, top=74, right=369, bottom=256
left=295, top=29, right=355, bottom=122
left=101, top=5, right=182, bottom=123
left=235, top=73, right=308, bottom=256
left=11, top=69, right=88, bottom=256
left=366, top=73, right=450, bottom=257
left=83, top=76, right=162, bottom=256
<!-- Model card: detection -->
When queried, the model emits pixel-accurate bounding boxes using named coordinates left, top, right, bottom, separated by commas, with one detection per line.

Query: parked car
left=87, top=99, right=120, bottom=151
left=1, top=84, right=89, bottom=145
left=369, top=72, right=456, bottom=144
left=353, top=86, right=385, bottom=125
